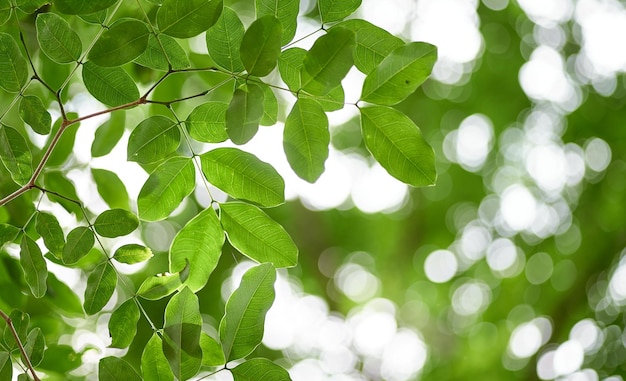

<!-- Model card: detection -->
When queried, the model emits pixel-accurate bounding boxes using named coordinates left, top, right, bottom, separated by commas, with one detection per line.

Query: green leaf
left=89, top=18, right=150, bottom=67
left=20, top=235, right=48, bottom=298
left=219, top=263, right=276, bottom=361
left=240, top=15, right=282, bottom=77
left=37, top=344, right=81, bottom=373
left=19, top=95, right=52, bottom=135
left=220, top=202, right=297, bottom=267
left=78, top=9, right=107, bottom=24
left=99, top=356, right=141, bottom=381
left=142, top=333, right=174, bottom=381
left=137, top=157, right=196, bottom=221
left=46, top=272, right=84, bottom=316
left=137, top=273, right=182, bottom=301
left=92, top=168, right=130, bottom=210
left=127, top=116, right=180, bottom=164
left=82, top=61, right=140, bottom=107
left=278, top=47, right=305, bottom=92
left=36, top=212, right=65, bottom=258
left=231, top=358, right=292, bottom=381
left=200, top=333, right=224, bottom=367
left=157, top=0, right=223, bottom=38
left=256, top=0, right=299, bottom=45
left=334, top=19, right=404, bottom=74
left=0, top=33, right=28, bottom=93
left=16, top=0, right=47, bottom=13
left=0, top=125, right=32, bottom=186
left=0, top=224, right=19, bottom=247
left=23, top=328, right=45, bottom=367
left=283, top=98, right=329, bottom=182
left=360, top=106, right=436, bottom=186
left=63, top=226, right=94, bottom=265
left=301, top=28, right=355, bottom=96
left=46, top=117, right=78, bottom=167
left=43, top=170, right=82, bottom=216
left=134, top=34, right=190, bottom=71
left=200, top=147, right=285, bottom=207
left=2, top=311, right=28, bottom=350
left=226, top=83, right=265, bottom=144
left=0, top=352, right=11, bottom=381
left=84, top=261, right=117, bottom=315
left=91, top=112, right=125, bottom=157
left=170, top=207, right=224, bottom=292
left=206, top=7, right=245, bottom=72
left=260, top=84, right=278, bottom=126
left=319, top=0, right=361, bottom=23
left=163, top=287, right=202, bottom=381
left=94, top=209, right=139, bottom=238
left=360, top=42, right=437, bottom=105
left=36, top=12, right=82, bottom=64
left=113, top=244, right=153, bottom=264
left=316, top=85, right=345, bottom=112
left=108, top=298, right=140, bottom=348
left=54, top=0, right=117, bottom=14
left=185, top=101, right=228, bottom=143
left=0, top=0, right=12, bottom=26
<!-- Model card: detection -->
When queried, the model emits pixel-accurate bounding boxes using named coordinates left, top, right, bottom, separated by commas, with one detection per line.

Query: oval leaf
left=89, top=18, right=150, bottom=67
left=256, top=0, right=298, bottom=45
left=142, top=333, right=175, bottom=381
left=219, top=202, right=297, bottom=267
left=23, top=328, right=45, bottom=367
left=19, top=95, right=52, bottom=135
left=54, top=0, right=117, bottom=15
left=91, top=112, right=126, bottom=158
left=84, top=261, right=117, bottom=315
left=36, top=13, right=82, bottom=63
left=360, top=106, right=436, bottom=186
left=35, top=212, right=65, bottom=258
left=82, top=61, right=140, bottom=107
left=137, top=273, right=182, bottom=301
left=157, top=0, right=223, bottom=38
left=278, top=47, right=306, bottom=92
left=231, top=358, right=292, bottom=381
left=0, top=125, right=33, bottom=186
left=206, top=7, right=245, bottom=72
left=0, top=352, right=10, bottom=381
left=135, top=34, right=190, bottom=71
left=185, top=101, right=228, bottom=143
left=319, top=0, right=361, bottom=23
left=20, top=235, right=48, bottom=298
left=94, top=209, right=139, bottom=238
left=260, top=84, right=278, bottom=126
left=0, top=33, right=28, bottom=93
left=99, top=356, right=141, bottom=381
left=113, top=244, right=153, bottom=264
left=92, top=168, right=130, bottom=210
left=108, top=298, right=140, bottom=348
left=240, top=15, right=282, bottom=77
left=63, top=226, right=94, bottom=265
left=225, top=83, right=265, bottom=145
left=200, top=333, right=224, bottom=367
left=128, top=116, right=180, bottom=164
left=0, top=224, right=19, bottom=247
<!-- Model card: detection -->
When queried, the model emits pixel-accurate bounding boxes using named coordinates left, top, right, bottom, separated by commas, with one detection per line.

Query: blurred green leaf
left=0, top=224, right=19, bottom=247
left=99, top=356, right=141, bottom=381
left=0, top=125, right=32, bottom=186
left=42, top=170, right=82, bottom=216
left=231, top=358, right=292, bottom=381
left=157, top=0, right=223, bottom=38
left=94, top=209, right=139, bottom=238
left=319, top=0, right=361, bottom=23
left=127, top=116, right=180, bottom=164
left=0, top=352, right=11, bottom=381
left=63, top=227, right=94, bottom=264
left=78, top=9, right=107, bottom=24
left=0, top=1, right=11, bottom=26
left=142, top=333, right=174, bottom=381
left=46, top=118, right=78, bottom=167
left=200, top=333, right=224, bottom=367
left=240, top=16, right=282, bottom=77
left=256, top=0, right=299, bottom=45
left=206, top=7, right=245, bottom=72
left=0, top=33, right=28, bottom=93
left=185, top=101, right=228, bottom=143
left=37, top=344, right=81, bottom=373
left=113, top=244, right=153, bottom=264
left=54, top=0, right=116, bottom=15
left=84, top=261, right=117, bottom=315
left=225, top=83, right=265, bottom=144
left=91, top=168, right=130, bottom=210
left=82, top=61, right=140, bottom=107
left=19, top=95, right=52, bottom=135
left=20, top=235, right=48, bottom=298
left=91, top=112, right=125, bottom=157
left=108, top=298, right=140, bottom=349
left=36, top=212, right=65, bottom=258
left=45, top=272, right=84, bottom=316
left=36, top=12, right=82, bottom=63
left=89, top=18, right=150, bottom=67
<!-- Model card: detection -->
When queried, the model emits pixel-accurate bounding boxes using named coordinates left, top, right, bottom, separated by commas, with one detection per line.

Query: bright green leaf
left=36, top=12, right=82, bottom=64
left=256, top=0, right=299, bottom=45
left=127, top=116, right=180, bottom=164
left=142, top=333, right=174, bottom=381
left=231, top=358, right=292, bottom=381
left=84, top=261, right=117, bottom=315
left=137, top=273, right=182, bottom=301
left=185, top=101, right=228, bottom=143
left=0, top=125, right=32, bottom=186
left=108, top=298, right=140, bottom=348
left=113, top=244, right=153, bottom=264
left=137, top=157, right=196, bottom=221
left=200, top=147, right=285, bottom=207
left=63, top=226, right=94, bottom=265
left=206, top=7, right=245, bottom=72
left=16, top=0, right=47, bottom=13
left=319, top=0, right=361, bottom=23
left=94, top=209, right=139, bottom=238
left=0, top=352, right=11, bottom=381
left=226, top=83, right=265, bottom=144
left=278, top=47, right=305, bottom=92
left=361, top=42, right=437, bottom=105
left=23, top=328, right=45, bottom=367
left=19, top=95, right=51, bottom=135
left=89, top=18, right=150, bottom=67
left=360, top=105, right=436, bottom=186
left=220, top=202, right=297, bottom=267
left=0, top=33, right=28, bottom=93
left=46, top=117, right=79, bottom=167
left=0, top=224, right=19, bottom=247
left=36, top=212, right=65, bottom=258
left=135, top=34, right=190, bottom=71
left=200, top=333, right=224, bottom=367
left=260, top=84, right=278, bottom=126
left=220, top=263, right=276, bottom=361
left=315, top=85, right=345, bottom=112
left=99, top=356, right=141, bottom=381
left=20, top=235, right=48, bottom=298
left=91, top=112, right=125, bottom=157
left=240, top=16, right=282, bottom=77
left=157, top=0, right=223, bottom=38
left=54, top=0, right=116, bottom=14
left=92, top=168, right=130, bottom=210
left=82, top=61, right=140, bottom=107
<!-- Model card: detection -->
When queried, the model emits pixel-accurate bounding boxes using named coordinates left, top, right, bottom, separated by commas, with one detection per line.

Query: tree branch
left=0, top=309, right=40, bottom=381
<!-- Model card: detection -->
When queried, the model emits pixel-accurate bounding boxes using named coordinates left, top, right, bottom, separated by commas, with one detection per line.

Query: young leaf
left=170, top=207, right=224, bottom=292
left=84, top=261, right=117, bottom=315
left=163, top=287, right=202, bottom=381
left=91, top=112, right=125, bottom=157
left=20, top=235, right=48, bottom=298
left=260, top=84, right=278, bottom=126
left=301, top=28, right=355, bottom=96
left=113, top=244, right=153, bottom=264
left=157, top=0, right=223, bottom=38
left=99, top=356, right=141, bottom=381
left=137, top=157, right=196, bottom=221
left=319, top=0, right=361, bottom=23
left=200, top=147, right=285, bottom=207
left=0, top=224, right=19, bottom=247
left=54, top=0, right=117, bottom=15
left=231, top=358, right=292, bottom=381
left=36, top=212, right=65, bottom=258
left=94, top=209, right=139, bottom=238
left=0, top=352, right=11, bottom=381
left=127, top=116, right=180, bottom=164
left=137, top=273, right=182, bottom=301
left=360, top=106, right=436, bottom=186
left=283, top=98, right=329, bottom=182
left=185, top=101, right=228, bottom=143
left=108, top=298, right=140, bottom=349
left=0, top=33, right=28, bottom=93
left=219, top=202, right=298, bottom=267
left=142, top=333, right=174, bottom=381
left=240, top=15, right=282, bottom=77
left=256, top=0, right=299, bottom=45
left=92, top=168, right=130, bottom=210
left=63, top=226, right=94, bottom=265
left=23, top=328, right=45, bottom=367
left=19, top=95, right=52, bottom=135
left=206, top=7, right=245, bottom=72
left=219, top=263, right=276, bottom=361
left=89, top=18, right=150, bottom=67
left=36, top=13, right=82, bottom=64
left=225, top=83, right=265, bottom=145
left=0, top=125, right=33, bottom=186
left=360, top=42, right=437, bottom=105
left=82, top=61, right=140, bottom=107
left=135, top=34, right=190, bottom=71
left=200, top=333, right=224, bottom=367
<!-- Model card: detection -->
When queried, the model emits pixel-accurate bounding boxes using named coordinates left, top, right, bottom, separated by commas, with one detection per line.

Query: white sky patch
left=569, top=319, right=603, bottom=353
left=553, top=340, right=585, bottom=376
left=380, top=329, right=428, bottom=381
left=499, top=184, right=537, bottom=232
left=486, top=238, right=523, bottom=277
left=444, top=114, right=493, bottom=172
left=335, top=263, right=381, bottom=302
left=451, top=281, right=491, bottom=316
left=525, top=143, right=568, bottom=194
left=517, top=0, right=573, bottom=27
left=359, top=0, right=414, bottom=35
left=584, top=137, right=612, bottom=173
left=424, top=250, right=458, bottom=283
left=508, top=317, right=552, bottom=358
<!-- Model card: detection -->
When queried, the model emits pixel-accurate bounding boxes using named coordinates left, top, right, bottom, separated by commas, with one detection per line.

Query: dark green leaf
left=142, top=333, right=174, bottom=381
left=200, top=147, right=285, bottom=207
left=91, top=112, right=125, bottom=157
left=260, top=84, right=278, bottom=126
left=43, top=170, right=82, bottom=216
left=82, top=61, right=140, bottom=107
left=0, top=33, right=28, bottom=93
left=84, top=261, right=117, bottom=315
left=36, top=212, right=65, bottom=257
left=0, top=125, right=32, bottom=185
left=54, top=0, right=116, bottom=14
left=163, top=287, right=202, bottom=381
left=46, top=117, right=78, bottom=167
left=137, top=157, right=196, bottom=221
left=78, top=9, right=107, bottom=24
left=206, top=7, right=245, bottom=72
left=63, top=226, right=94, bottom=265
left=220, top=202, right=297, bottom=267
left=46, top=272, right=84, bottom=316
left=185, top=101, right=228, bottom=143
left=240, top=16, right=282, bottom=77
left=137, top=273, right=182, bottom=301
left=99, top=356, right=141, bottom=381
left=200, top=333, right=224, bottom=367
left=231, top=358, right=292, bottom=381
left=89, top=18, right=149, bottom=67
left=157, top=0, right=223, bottom=38
left=319, top=0, right=361, bottom=23
left=23, top=328, right=45, bottom=367
left=360, top=105, right=436, bottom=186
left=226, top=83, right=265, bottom=144
left=92, top=168, right=130, bottom=210
left=37, top=344, right=81, bottom=373
left=108, top=298, right=140, bottom=348
left=113, top=244, right=153, bottom=264
left=219, top=263, right=276, bottom=361
left=361, top=42, right=437, bottom=105
left=94, top=209, right=138, bottom=238
left=284, top=98, right=329, bottom=182
left=16, top=0, right=47, bottom=13
left=0, top=352, right=11, bottom=381
left=0, top=224, right=19, bottom=247
left=20, top=235, right=48, bottom=298
left=36, top=12, right=82, bottom=63
left=2, top=311, right=28, bottom=350
left=256, top=0, right=299, bottom=45
left=0, top=0, right=11, bottom=26
left=134, top=34, right=190, bottom=71
left=127, top=116, right=180, bottom=164
left=19, top=95, right=51, bottom=135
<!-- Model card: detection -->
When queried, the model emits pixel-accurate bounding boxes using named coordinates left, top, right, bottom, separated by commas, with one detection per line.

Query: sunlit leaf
left=23, top=328, right=45, bottom=367
left=240, top=16, right=282, bottom=77
left=54, top=0, right=116, bottom=15
left=315, top=85, right=345, bottom=112
left=206, top=7, right=245, bottom=72
left=113, top=244, right=153, bottom=264
left=92, top=168, right=130, bottom=210
left=220, top=263, right=276, bottom=361
left=256, top=0, right=299, bottom=45
left=36, top=12, right=82, bottom=63
left=20, top=235, right=48, bottom=298
left=0, top=125, right=32, bottom=185
left=226, top=83, right=265, bottom=144
left=278, top=47, right=305, bottom=92
left=82, top=61, right=140, bottom=107
left=220, top=202, right=297, bottom=267
left=157, top=0, right=223, bottom=38
left=0, top=33, right=28, bottom=93
left=108, top=298, right=140, bottom=349
left=91, top=112, right=125, bottom=158
left=200, top=333, right=224, bottom=367
left=134, top=34, right=190, bottom=71
left=231, top=358, right=292, bottom=381
left=260, top=84, right=278, bottom=126
left=84, top=261, right=117, bottom=315
left=127, top=116, right=180, bottom=164
left=142, top=333, right=174, bottom=381
left=137, top=273, right=182, bottom=301
left=94, top=209, right=139, bottom=238
left=63, top=226, right=94, bottom=265
left=36, top=212, right=65, bottom=258
left=185, top=101, right=228, bottom=143
left=319, top=0, right=361, bottom=23
left=19, top=95, right=52, bottom=135
left=99, top=356, right=141, bottom=381
left=89, top=18, right=150, bottom=67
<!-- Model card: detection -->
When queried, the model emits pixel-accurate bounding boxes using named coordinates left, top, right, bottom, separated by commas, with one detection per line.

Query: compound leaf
left=92, top=168, right=130, bottom=210
left=99, top=356, right=141, bottom=381
left=94, top=209, right=138, bottom=238
left=260, top=84, right=278, bottom=126
left=23, top=328, right=45, bottom=367
left=142, top=333, right=174, bottom=381
left=200, top=333, right=224, bottom=367
left=113, top=244, right=153, bottom=264
left=36, top=212, right=65, bottom=258
left=319, top=0, right=361, bottom=23
left=135, top=34, right=190, bottom=71
left=63, top=226, right=94, bottom=265
left=256, top=0, right=299, bottom=45
left=137, top=273, right=182, bottom=301
left=54, top=0, right=116, bottom=15
left=91, top=112, right=125, bottom=157
left=0, top=33, right=28, bottom=93
left=185, top=101, right=228, bottom=143
left=231, top=358, right=292, bottom=381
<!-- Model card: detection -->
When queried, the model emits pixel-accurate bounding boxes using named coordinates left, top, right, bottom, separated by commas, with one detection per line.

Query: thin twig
left=0, top=309, right=40, bottom=381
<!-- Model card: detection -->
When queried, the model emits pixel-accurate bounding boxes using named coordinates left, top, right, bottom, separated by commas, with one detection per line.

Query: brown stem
left=0, top=309, right=40, bottom=381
